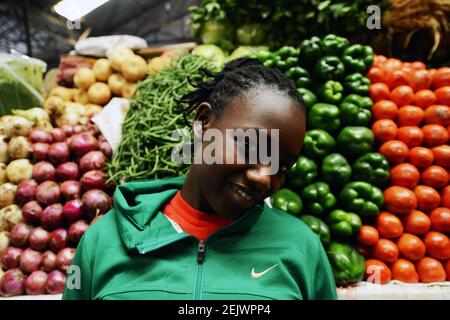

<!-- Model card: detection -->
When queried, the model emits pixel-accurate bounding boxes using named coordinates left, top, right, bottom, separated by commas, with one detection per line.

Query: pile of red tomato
left=357, top=56, right=450, bottom=284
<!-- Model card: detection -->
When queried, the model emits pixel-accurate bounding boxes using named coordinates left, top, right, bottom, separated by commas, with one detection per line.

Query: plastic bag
left=75, top=35, right=148, bottom=58
left=0, top=52, right=46, bottom=116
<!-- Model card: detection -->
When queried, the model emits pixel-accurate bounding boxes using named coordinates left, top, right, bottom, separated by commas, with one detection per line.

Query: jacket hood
left=112, top=176, right=264, bottom=253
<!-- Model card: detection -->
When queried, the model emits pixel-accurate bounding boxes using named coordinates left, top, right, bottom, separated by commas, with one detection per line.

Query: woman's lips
left=228, top=183, right=262, bottom=208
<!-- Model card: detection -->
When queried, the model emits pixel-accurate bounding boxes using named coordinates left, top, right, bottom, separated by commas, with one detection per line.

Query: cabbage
left=236, top=23, right=266, bottom=46
left=191, top=45, right=226, bottom=68
left=228, top=46, right=270, bottom=61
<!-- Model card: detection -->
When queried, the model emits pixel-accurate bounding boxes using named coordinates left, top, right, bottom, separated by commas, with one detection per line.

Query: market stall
left=0, top=0, right=449, bottom=300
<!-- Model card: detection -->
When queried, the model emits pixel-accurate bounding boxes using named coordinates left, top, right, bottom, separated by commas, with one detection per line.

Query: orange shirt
left=162, top=192, right=233, bottom=241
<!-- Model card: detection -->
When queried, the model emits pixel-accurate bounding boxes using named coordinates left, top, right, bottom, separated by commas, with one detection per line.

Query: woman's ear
left=193, top=102, right=214, bottom=139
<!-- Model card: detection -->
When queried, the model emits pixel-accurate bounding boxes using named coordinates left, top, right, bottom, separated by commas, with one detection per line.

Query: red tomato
left=390, top=86, right=415, bottom=107
left=391, top=259, right=419, bottom=283
left=413, top=185, right=441, bottom=212
left=369, top=83, right=390, bottom=102
left=414, top=89, right=437, bottom=109
left=397, top=233, right=426, bottom=261
left=358, top=225, right=380, bottom=246
left=424, top=231, right=450, bottom=260
left=411, top=61, right=426, bottom=70
left=382, top=58, right=403, bottom=72
left=397, top=106, right=425, bottom=126
left=367, top=67, right=386, bottom=84
left=373, top=239, right=399, bottom=263
left=422, top=124, right=449, bottom=147
left=372, top=100, right=399, bottom=120
left=397, top=126, right=423, bottom=148
left=390, top=163, right=420, bottom=189
left=446, top=260, right=450, bottom=281
left=424, top=105, right=450, bottom=126
left=416, top=257, right=446, bottom=282
left=365, top=259, right=392, bottom=284
left=385, top=70, right=409, bottom=90
left=384, top=186, right=417, bottom=215
left=432, top=67, right=450, bottom=89
left=408, top=147, right=434, bottom=169
left=402, top=210, right=431, bottom=235
left=372, top=119, right=398, bottom=143
left=429, top=207, right=450, bottom=233
left=379, top=140, right=409, bottom=165
left=441, top=186, right=450, bottom=208
left=376, top=211, right=404, bottom=239
left=432, top=145, right=450, bottom=169
left=408, top=69, right=432, bottom=91
left=435, top=86, right=450, bottom=105
left=421, top=165, right=449, bottom=189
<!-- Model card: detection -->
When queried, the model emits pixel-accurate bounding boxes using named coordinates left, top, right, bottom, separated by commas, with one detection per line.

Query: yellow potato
left=88, top=82, right=111, bottom=105
left=121, top=82, right=137, bottom=99
left=109, top=48, right=135, bottom=72
left=49, top=86, right=73, bottom=101
left=121, top=55, right=148, bottom=81
left=73, top=89, right=90, bottom=104
left=85, top=104, right=103, bottom=117
left=74, top=67, right=96, bottom=90
left=93, top=58, right=113, bottom=82
left=44, top=96, right=65, bottom=116
left=107, top=73, right=127, bottom=96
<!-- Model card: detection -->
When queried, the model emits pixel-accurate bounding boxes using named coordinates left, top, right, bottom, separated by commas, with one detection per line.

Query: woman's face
left=191, top=87, right=305, bottom=219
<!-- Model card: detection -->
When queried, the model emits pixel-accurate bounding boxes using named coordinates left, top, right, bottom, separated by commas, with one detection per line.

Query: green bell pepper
left=339, top=94, right=373, bottom=127
left=303, top=129, right=336, bottom=159
left=300, top=215, right=331, bottom=246
left=321, top=153, right=352, bottom=185
left=272, top=188, right=303, bottom=215
left=276, top=46, right=299, bottom=59
left=342, top=44, right=374, bottom=73
left=352, top=152, right=390, bottom=186
left=317, top=80, right=344, bottom=104
left=288, top=156, right=318, bottom=189
left=301, top=182, right=337, bottom=216
left=275, top=59, right=289, bottom=72
left=321, top=34, right=350, bottom=56
left=327, top=209, right=362, bottom=238
left=297, top=88, right=317, bottom=110
left=314, top=56, right=345, bottom=81
left=308, top=103, right=341, bottom=134
left=344, top=73, right=370, bottom=95
left=339, top=181, right=384, bottom=217
left=298, top=36, right=322, bottom=66
left=255, top=50, right=274, bottom=62
left=327, top=241, right=365, bottom=285
left=285, top=67, right=311, bottom=88
left=336, top=126, right=374, bottom=159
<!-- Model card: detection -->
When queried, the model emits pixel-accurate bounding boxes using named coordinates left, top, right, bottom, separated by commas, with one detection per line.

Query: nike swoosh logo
left=251, top=264, right=278, bottom=279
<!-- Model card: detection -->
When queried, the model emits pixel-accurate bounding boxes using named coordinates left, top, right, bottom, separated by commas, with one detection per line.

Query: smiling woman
left=62, top=58, right=337, bottom=300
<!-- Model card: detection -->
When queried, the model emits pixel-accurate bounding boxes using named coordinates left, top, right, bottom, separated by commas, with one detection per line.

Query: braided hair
left=182, top=58, right=305, bottom=120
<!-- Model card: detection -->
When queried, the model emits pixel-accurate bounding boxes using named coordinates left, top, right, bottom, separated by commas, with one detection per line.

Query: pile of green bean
left=106, top=54, right=218, bottom=184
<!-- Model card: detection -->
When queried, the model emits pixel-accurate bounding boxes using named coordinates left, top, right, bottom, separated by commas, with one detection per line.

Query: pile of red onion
left=1, top=123, right=114, bottom=297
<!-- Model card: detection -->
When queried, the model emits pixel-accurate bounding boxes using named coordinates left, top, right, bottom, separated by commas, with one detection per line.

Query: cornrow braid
left=182, top=57, right=305, bottom=121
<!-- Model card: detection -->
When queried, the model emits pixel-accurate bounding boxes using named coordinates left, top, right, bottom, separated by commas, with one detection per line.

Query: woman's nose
left=245, top=166, right=272, bottom=194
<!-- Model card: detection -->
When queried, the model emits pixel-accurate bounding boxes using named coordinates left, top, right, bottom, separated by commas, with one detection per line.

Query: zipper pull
left=197, top=240, right=206, bottom=263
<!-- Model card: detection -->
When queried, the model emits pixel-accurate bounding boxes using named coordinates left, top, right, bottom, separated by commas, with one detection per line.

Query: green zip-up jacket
left=63, top=177, right=337, bottom=300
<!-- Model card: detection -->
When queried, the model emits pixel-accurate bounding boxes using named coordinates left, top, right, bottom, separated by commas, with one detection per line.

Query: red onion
left=68, top=220, right=89, bottom=245
left=60, top=180, right=81, bottom=201
left=79, top=151, right=105, bottom=173
left=56, top=162, right=79, bottom=181
left=31, top=143, right=50, bottom=161
left=45, top=270, right=66, bottom=294
left=25, top=270, right=48, bottom=295
left=22, top=201, right=43, bottom=225
left=73, top=125, right=84, bottom=134
left=19, top=248, right=42, bottom=274
left=56, top=248, right=75, bottom=272
left=69, top=133, right=99, bottom=157
left=32, top=161, right=56, bottom=183
left=0, top=269, right=25, bottom=297
left=51, top=128, right=66, bottom=142
left=98, top=135, right=106, bottom=142
left=63, top=199, right=84, bottom=223
left=42, top=251, right=57, bottom=273
left=10, top=223, right=32, bottom=248
left=15, top=180, right=38, bottom=205
left=1, top=247, right=23, bottom=270
left=82, top=189, right=112, bottom=218
left=41, top=203, right=64, bottom=231
left=61, top=125, right=74, bottom=137
left=48, top=142, right=70, bottom=165
left=28, top=227, right=49, bottom=251
left=99, top=140, right=113, bottom=158
left=49, top=228, right=68, bottom=253
left=81, top=170, right=107, bottom=190
left=36, top=181, right=60, bottom=206
left=30, top=129, right=53, bottom=144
